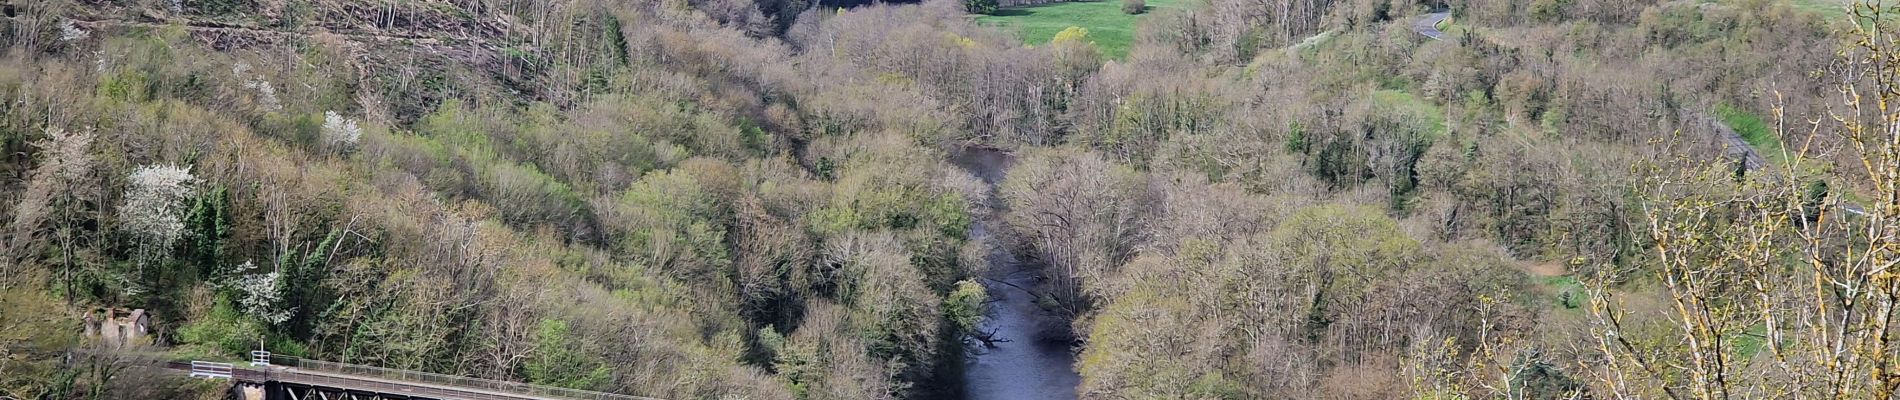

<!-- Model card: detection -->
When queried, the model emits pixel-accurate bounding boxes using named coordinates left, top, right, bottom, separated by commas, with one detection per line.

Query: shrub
left=943, top=280, right=988, bottom=333
left=1052, top=26, right=1091, bottom=44
left=175, top=297, right=264, bottom=356
left=524, top=319, right=612, bottom=390
left=1122, top=0, right=1146, bottom=14
left=966, top=0, right=998, bottom=15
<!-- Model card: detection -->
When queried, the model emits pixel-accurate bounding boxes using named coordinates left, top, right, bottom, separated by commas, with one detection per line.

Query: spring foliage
left=0, top=0, right=1879, bottom=398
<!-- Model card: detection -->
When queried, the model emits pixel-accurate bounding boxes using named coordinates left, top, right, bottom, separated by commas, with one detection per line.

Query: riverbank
left=948, top=147, right=1082, bottom=400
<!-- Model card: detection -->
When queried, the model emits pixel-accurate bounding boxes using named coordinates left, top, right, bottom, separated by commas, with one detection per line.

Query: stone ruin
left=83, top=307, right=152, bottom=347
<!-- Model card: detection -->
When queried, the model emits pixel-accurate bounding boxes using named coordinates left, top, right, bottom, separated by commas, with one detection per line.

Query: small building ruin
left=83, top=308, right=152, bottom=347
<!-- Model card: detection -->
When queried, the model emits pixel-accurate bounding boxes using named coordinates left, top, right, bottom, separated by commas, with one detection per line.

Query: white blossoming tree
left=120, top=164, right=197, bottom=286
left=322, top=111, right=363, bottom=148
left=227, top=261, right=293, bottom=326
left=232, top=63, right=281, bottom=111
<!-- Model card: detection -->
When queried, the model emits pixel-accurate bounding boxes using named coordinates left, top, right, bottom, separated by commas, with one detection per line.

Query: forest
left=0, top=0, right=1896, bottom=398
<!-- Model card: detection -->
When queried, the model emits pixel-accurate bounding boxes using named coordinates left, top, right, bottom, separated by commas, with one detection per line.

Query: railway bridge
left=171, top=352, right=660, bottom=400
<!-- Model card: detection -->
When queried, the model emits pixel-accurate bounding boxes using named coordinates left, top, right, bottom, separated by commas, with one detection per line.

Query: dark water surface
left=949, top=147, right=1081, bottom=400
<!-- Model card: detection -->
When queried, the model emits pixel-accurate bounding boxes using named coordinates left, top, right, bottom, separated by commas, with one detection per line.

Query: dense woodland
left=0, top=0, right=1896, bottom=398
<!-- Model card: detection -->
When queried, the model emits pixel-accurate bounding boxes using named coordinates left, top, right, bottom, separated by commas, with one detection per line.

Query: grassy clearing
left=1777, top=0, right=1900, bottom=32
left=1784, top=0, right=1853, bottom=21
left=1714, top=103, right=1788, bottom=165
left=1285, top=29, right=1338, bottom=58
left=974, top=0, right=1183, bottom=59
left=1538, top=275, right=1587, bottom=311
left=1372, top=89, right=1447, bottom=136
left=1730, top=324, right=1771, bottom=359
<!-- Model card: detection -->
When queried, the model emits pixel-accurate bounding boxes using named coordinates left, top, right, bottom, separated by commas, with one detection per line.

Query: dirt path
left=1524, top=262, right=1566, bottom=278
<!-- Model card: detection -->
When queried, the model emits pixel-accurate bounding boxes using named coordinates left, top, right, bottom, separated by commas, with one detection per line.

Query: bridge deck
left=261, top=366, right=567, bottom=400
left=167, top=360, right=658, bottom=400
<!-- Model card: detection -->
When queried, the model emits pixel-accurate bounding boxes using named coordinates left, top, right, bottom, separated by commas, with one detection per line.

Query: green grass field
left=974, top=0, right=1182, bottom=59
left=1785, top=0, right=1854, bottom=21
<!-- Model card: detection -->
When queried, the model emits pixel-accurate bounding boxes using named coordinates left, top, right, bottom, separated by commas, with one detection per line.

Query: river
left=949, top=147, right=1082, bottom=400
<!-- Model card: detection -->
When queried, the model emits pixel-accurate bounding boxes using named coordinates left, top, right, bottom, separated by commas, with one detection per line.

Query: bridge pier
left=231, top=382, right=265, bottom=400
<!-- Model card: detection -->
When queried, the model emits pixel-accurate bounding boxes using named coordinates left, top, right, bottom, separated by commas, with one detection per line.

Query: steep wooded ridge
left=0, top=0, right=1892, bottom=399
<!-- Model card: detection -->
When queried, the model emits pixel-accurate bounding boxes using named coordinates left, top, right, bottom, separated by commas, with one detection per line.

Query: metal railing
left=189, top=361, right=233, bottom=379
left=264, top=354, right=663, bottom=400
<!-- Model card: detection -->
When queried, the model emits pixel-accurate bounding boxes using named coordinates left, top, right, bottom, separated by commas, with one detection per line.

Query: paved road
left=1709, top=116, right=1769, bottom=171
left=1415, top=12, right=1450, bottom=40
left=1708, top=116, right=1870, bottom=216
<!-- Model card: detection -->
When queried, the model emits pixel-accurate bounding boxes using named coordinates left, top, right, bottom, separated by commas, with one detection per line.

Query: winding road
left=1414, top=11, right=1450, bottom=40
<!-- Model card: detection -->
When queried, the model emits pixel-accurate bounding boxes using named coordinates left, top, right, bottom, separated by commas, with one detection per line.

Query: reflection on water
left=950, top=147, right=1081, bottom=400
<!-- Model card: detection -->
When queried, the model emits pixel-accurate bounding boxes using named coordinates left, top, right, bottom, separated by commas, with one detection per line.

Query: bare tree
left=4, top=127, right=95, bottom=294
left=1000, top=149, right=1148, bottom=314
left=1589, top=3, right=1900, bottom=397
